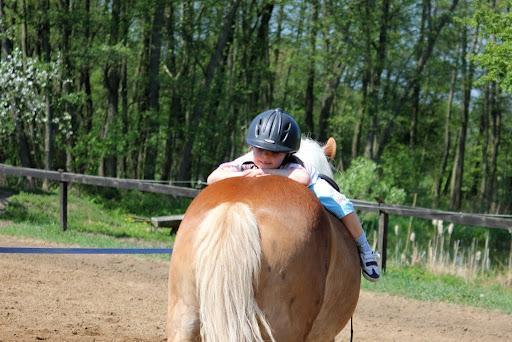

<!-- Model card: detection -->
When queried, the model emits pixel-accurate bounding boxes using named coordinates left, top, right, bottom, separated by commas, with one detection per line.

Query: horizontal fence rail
left=0, top=164, right=200, bottom=198
left=1, top=164, right=509, bottom=229
left=1, top=163, right=511, bottom=268
left=352, top=200, right=512, bottom=230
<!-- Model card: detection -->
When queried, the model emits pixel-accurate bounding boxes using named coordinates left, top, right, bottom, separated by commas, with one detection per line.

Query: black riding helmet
left=246, top=108, right=301, bottom=153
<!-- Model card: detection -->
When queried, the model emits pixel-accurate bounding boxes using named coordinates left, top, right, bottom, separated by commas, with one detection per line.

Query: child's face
left=252, top=147, right=287, bottom=169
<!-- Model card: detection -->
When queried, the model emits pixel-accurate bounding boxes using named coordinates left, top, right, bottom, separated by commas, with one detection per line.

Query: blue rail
left=0, top=247, right=172, bottom=254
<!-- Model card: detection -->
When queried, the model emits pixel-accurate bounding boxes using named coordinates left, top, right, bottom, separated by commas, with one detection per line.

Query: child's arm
left=207, top=167, right=263, bottom=184
left=260, top=167, right=310, bottom=185
left=207, top=167, right=240, bottom=185
left=207, top=162, right=310, bottom=186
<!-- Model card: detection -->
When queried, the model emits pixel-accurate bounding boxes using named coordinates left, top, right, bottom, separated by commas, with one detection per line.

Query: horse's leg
left=166, top=297, right=199, bottom=342
left=167, top=228, right=200, bottom=342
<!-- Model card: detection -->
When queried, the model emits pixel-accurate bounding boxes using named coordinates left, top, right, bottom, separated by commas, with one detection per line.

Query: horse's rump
left=167, top=176, right=360, bottom=342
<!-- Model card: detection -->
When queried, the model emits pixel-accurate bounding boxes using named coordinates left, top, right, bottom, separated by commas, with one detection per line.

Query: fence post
left=377, top=210, right=388, bottom=272
left=59, top=169, right=68, bottom=231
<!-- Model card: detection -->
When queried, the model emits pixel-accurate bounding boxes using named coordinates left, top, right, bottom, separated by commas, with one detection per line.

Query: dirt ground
left=0, top=236, right=510, bottom=342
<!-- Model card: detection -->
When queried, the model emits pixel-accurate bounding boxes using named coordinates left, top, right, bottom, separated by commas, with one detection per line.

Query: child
left=207, top=108, right=380, bottom=282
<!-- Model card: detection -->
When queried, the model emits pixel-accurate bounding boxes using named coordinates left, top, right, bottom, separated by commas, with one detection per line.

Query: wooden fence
left=1, top=163, right=511, bottom=271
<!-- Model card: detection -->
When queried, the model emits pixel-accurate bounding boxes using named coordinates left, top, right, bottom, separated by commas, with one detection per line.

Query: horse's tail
left=194, top=202, right=274, bottom=342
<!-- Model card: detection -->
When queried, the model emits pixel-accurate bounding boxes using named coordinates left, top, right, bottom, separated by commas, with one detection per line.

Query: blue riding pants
left=309, top=178, right=354, bottom=219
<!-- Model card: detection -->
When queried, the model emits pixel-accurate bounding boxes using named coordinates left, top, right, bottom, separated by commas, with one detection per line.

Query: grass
left=1, top=186, right=511, bottom=314
left=363, top=265, right=512, bottom=314
left=1, top=186, right=189, bottom=243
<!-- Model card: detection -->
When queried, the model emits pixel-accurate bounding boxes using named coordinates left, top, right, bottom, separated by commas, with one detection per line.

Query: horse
left=166, top=138, right=361, bottom=342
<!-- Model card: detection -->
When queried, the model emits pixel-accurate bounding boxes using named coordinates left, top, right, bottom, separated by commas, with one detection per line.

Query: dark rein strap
left=350, top=316, right=354, bottom=341
left=318, top=173, right=340, bottom=192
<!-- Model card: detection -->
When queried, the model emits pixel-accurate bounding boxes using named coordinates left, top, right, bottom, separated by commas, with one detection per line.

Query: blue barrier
left=0, top=247, right=172, bottom=254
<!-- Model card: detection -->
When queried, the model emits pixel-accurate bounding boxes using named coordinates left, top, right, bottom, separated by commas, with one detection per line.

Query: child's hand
left=241, top=168, right=266, bottom=177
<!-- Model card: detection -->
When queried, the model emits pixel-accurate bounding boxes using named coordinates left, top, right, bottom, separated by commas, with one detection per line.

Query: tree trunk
left=409, top=0, right=429, bottom=148
left=0, top=0, right=14, bottom=59
left=119, top=1, right=131, bottom=178
left=270, top=4, right=285, bottom=100
left=281, top=2, right=306, bottom=105
left=20, top=0, right=28, bottom=58
left=352, top=106, right=364, bottom=159
left=177, top=0, right=240, bottom=180
left=364, top=0, right=390, bottom=160
left=433, top=67, right=456, bottom=205
left=161, top=0, right=180, bottom=181
left=488, top=85, right=501, bottom=213
left=142, top=0, right=165, bottom=180
left=11, top=109, right=33, bottom=168
left=318, top=61, right=344, bottom=142
left=119, top=58, right=129, bottom=178
left=362, top=0, right=373, bottom=159
left=57, top=0, right=74, bottom=172
left=81, top=0, right=93, bottom=137
left=408, top=0, right=459, bottom=147
left=450, top=24, right=477, bottom=210
left=38, top=0, right=52, bottom=190
left=304, top=0, right=319, bottom=135
left=245, top=1, right=273, bottom=111
left=100, top=0, right=122, bottom=177
left=478, top=82, right=491, bottom=208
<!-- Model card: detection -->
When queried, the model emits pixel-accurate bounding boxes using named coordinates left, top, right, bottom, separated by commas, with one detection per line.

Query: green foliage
left=0, top=0, right=511, bottom=215
left=472, top=1, right=512, bottom=93
left=335, top=157, right=406, bottom=205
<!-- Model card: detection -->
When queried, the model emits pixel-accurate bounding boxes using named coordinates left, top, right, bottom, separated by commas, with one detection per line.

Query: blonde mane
left=295, top=137, right=334, bottom=178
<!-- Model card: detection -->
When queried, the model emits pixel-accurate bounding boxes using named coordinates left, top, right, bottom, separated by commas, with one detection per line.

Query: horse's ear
left=323, top=137, right=336, bottom=160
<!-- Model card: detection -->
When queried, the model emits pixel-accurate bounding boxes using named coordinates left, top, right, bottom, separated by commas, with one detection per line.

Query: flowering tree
left=0, top=49, right=70, bottom=167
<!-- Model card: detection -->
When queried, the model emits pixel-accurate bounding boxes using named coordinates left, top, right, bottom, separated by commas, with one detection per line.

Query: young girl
left=207, top=108, right=380, bottom=282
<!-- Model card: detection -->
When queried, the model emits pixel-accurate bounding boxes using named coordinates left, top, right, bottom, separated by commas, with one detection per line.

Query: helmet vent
left=255, top=119, right=263, bottom=136
left=245, top=108, right=300, bottom=153
left=281, top=122, right=292, bottom=142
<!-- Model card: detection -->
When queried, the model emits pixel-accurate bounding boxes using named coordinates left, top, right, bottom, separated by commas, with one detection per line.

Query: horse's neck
left=295, top=138, right=334, bottom=178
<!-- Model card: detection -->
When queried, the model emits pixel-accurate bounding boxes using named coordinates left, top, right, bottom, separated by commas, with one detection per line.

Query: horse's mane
left=295, top=137, right=334, bottom=178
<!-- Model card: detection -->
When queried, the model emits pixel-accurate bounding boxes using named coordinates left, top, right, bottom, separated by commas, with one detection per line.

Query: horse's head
left=295, top=137, right=336, bottom=178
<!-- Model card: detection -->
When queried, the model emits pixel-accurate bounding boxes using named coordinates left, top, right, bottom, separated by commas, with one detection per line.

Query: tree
left=0, top=0, right=14, bottom=59
left=100, top=0, right=123, bottom=177
left=304, top=0, right=319, bottom=135
left=450, top=18, right=479, bottom=210
left=0, top=49, right=68, bottom=168
left=473, top=0, right=512, bottom=93
left=177, top=0, right=240, bottom=180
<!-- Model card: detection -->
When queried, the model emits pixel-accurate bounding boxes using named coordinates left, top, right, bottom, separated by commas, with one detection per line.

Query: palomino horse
left=167, top=138, right=360, bottom=342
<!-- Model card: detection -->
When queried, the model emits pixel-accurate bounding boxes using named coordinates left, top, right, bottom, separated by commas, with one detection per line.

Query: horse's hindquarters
left=306, top=214, right=361, bottom=341
left=254, top=200, right=331, bottom=341
left=167, top=177, right=361, bottom=342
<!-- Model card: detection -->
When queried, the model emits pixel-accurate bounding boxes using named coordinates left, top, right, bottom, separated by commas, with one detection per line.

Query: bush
left=335, top=157, right=406, bottom=205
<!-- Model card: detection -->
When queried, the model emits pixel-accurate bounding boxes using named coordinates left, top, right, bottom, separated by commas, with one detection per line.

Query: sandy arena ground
left=0, top=236, right=510, bottom=341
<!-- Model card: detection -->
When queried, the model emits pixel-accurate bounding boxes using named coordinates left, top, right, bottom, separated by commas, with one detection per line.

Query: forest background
left=0, top=0, right=511, bottom=263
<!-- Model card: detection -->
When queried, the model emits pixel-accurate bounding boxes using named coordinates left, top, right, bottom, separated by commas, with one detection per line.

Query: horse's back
left=167, top=176, right=359, bottom=341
